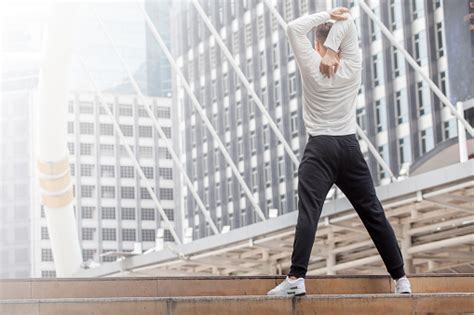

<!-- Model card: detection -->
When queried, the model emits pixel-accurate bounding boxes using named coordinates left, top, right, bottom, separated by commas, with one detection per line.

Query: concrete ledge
left=0, top=274, right=472, bottom=300
left=0, top=293, right=473, bottom=315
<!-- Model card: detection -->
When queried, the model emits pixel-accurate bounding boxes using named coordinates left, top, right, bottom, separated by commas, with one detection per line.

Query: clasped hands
left=319, top=7, right=349, bottom=78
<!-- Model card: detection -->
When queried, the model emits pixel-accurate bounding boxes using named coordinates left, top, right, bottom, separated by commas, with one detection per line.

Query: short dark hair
left=314, top=22, right=333, bottom=43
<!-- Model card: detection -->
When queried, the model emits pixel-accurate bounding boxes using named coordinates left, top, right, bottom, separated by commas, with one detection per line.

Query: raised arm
left=319, top=12, right=361, bottom=79
left=286, top=11, right=331, bottom=77
left=324, top=13, right=360, bottom=60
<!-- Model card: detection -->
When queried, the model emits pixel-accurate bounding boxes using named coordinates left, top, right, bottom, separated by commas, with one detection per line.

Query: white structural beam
left=93, top=11, right=219, bottom=236
left=36, top=3, right=83, bottom=277
left=262, top=0, right=396, bottom=181
left=190, top=0, right=299, bottom=167
left=358, top=0, right=474, bottom=136
left=136, top=3, right=266, bottom=222
left=457, top=102, right=468, bottom=162
left=78, top=57, right=182, bottom=244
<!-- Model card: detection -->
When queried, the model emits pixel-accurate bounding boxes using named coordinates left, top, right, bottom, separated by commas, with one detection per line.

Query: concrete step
left=0, top=274, right=472, bottom=300
left=1, top=293, right=473, bottom=315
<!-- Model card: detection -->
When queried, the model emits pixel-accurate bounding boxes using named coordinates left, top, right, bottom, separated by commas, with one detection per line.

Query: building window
left=278, top=157, right=285, bottom=182
left=372, top=54, right=381, bottom=87
left=264, top=162, right=271, bottom=187
left=289, top=73, right=297, bottom=97
left=82, top=228, right=96, bottom=241
left=274, top=80, right=281, bottom=104
left=417, top=81, right=431, bottom=116
left=389, top=0, right=402, bottom=31
left=395, top=89, right=408, bottom=125
left=272, top=43, right=279, bottom=68
left=443, top=119, right=457, bottom=140
left=100, top=124, right=114, bottom=136
left=41, top=248, right=53, bottom=262
left=81, top=185, right=95, bottom=198
left=413, top=31, right=427, bottom=66
left=141, top=208, right=155, bottom=221
left=139, top=126, right=153, bottom=138
left=142, top=229, right=155, bottom=242
left=41, top=270, right=56, bottom=278
left=119, top=105, right=133, bottom=116
left=121, top=187, right=135, bottom=199
left=143, top=167, right=154, bottom=179
left=163, top=230, right=174, bottom=242
left=80, top=164, right=94, bottom=177
left=120, top=166, right=135, bottom=178
left=100, top=144, right=114, bottom=156
left=160, top=188, right=173, bottom=200
left=120, top=125, right=133, bottom=137
left=435, top=22, right=444, bottom=58
left=377, top=144, right=388, bottom=179
left=439, top=71, right=447, bottom=96
left=101, top=207, right=116, bottom=220
left=80, top=122, right=94, bottom=135
left=141, top=187, right=152, bottom=199
left=81, top=206, right=94, bottom=219
left=290, top=111, right=298, bottom=136
left=259, top=51, right=266, bottom=76
left=82, top=249, right=96, bottom=261
left=237, top=138, right=244, bottom=160
left=420, top=128, right=434, bottom=154
left=41, top=227, right=49, bottom=240
left=162, top=127, right=172, bottom=139
left=159, top=168, right=173, bottom=180
left=100, top=165, right=115, bottom=178
left=67, top=122, right=74, bottom=134
left=246, top=58, right=253, bottom=81
left=122, top=229, right=136, bottom=241
left=157, top=106, right=170, bottom=118
left=375, top=100, right=386, bottom=132
left=412, top=0, right=424, bottom=20
left=141, top=146, right=155, bottom=158
left=101, top=186, right=115, bottom=199
left=80, top=144, right=93, bottom=156
left=102, top=228, right=116, bottom=241
left=121, top=208, right=135, bottom=220
left=398, top=137, right=411, bottom=165
left=164, top=208, right=174, bottom=221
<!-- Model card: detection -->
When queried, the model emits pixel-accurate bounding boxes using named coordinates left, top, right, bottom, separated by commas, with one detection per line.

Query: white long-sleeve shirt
left=286, top=11, right=362, bottom=136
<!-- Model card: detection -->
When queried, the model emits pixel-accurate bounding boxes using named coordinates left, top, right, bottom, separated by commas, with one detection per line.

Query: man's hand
left=329, top=7, right=350, bottom=20
left=320, top=49, right=340, bottom=78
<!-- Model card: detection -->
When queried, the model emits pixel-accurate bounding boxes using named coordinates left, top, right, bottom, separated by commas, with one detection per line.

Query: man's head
left=314, top=22, right=333, bottom=57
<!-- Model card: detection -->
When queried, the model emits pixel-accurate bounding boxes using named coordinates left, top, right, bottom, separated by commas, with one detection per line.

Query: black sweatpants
left=288, top=133, right=405, bottom=280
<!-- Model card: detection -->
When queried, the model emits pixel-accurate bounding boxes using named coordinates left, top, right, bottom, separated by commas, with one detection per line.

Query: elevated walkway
left=74, top=161, right=474, bottom=277
left=0, top=275, right=473, bottom=314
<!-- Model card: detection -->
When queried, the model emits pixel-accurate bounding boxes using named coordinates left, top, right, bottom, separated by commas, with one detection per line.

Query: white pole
left=356, top=125, right=395, bottom=181
left=191, top=0, right=300, bottom=167
left=93, top=11, right=219, bottom=236
left=358, top=0, right=474, bottom=136
left=37, top=3, right=82, bottom=277
left=457, top=102, right=468, bottom=163
left=78, top=57, right=182, bottom=244
left=136, top=4, right=267, bottom=222
left=262, top=0, right=395, bottom=181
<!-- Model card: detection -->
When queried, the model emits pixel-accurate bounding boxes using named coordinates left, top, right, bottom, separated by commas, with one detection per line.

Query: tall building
left=145, top=0, right=173, bottom=97
left=172, top=0, right=473, bottom=240
left=0, top=4, right=46, bottom=279
left=35, top=93, right=180, bottom=277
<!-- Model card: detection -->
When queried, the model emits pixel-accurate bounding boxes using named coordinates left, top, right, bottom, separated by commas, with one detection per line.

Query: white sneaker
left=394, top=276, right=412, bottom=294
left=267, top=276, right=306, bottom=296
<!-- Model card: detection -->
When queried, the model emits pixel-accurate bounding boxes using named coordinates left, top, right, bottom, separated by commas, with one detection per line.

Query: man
left=267, top=7, right=411, bottom=296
